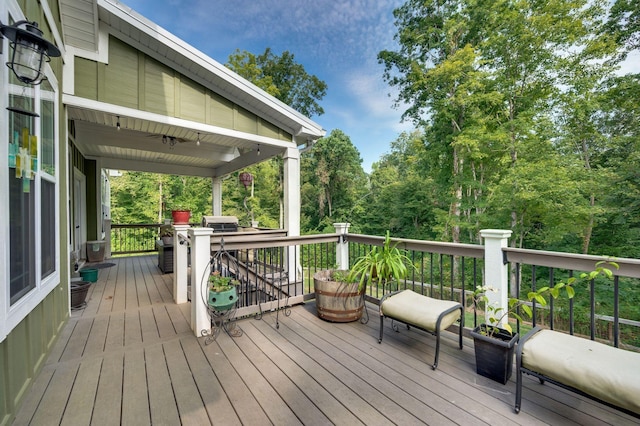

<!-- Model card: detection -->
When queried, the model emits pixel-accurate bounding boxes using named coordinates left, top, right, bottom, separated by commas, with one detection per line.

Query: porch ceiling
left=67, top=106, right=285, bottom=177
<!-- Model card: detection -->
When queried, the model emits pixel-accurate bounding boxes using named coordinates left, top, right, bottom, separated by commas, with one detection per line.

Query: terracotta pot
left=171, top=209, right=191, bottom=224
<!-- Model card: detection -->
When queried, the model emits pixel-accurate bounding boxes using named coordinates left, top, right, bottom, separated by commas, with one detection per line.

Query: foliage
left=301, top=129, right=368, bottom=231
left=226, top=48, right=327, bottom=117
left=473, top=261, right=618, bottom=338
left=208, top=270, right=239, bottom=292
left=348, top=231, right=415, bottom=292
left=328, top=269, right=359, bottom=284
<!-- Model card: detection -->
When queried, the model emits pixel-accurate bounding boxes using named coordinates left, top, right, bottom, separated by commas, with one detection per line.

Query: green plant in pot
left=347, top=230, right=414, bottom=294
left=470, top=260, right=617, bottom=384
left=159, top=224, right=173, bottom=244
left=208, top=270, right=239, bottom=311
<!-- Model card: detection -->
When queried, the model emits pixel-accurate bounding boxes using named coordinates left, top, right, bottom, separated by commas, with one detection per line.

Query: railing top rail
left=504, top=247, right=640, bottom=279
left=209, top=232, right=340, bottom=251
left=346, top=233, right=485, bottom=258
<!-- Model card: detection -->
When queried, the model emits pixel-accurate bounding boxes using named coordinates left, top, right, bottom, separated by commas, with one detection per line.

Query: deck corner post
left=334, top=223, right=351, bottom=270
left=480, top=229, right=512, bottom=327
left=173, top=224, right=191, bottom=304
left=188, top=227, right=214, bottom=337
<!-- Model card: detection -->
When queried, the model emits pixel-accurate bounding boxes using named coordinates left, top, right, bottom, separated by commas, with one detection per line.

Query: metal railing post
left=188, top=227, right=214, bottom=337
left=480, top=229, right=512, bottom=327
left=334, top=223, right=350, bottom=270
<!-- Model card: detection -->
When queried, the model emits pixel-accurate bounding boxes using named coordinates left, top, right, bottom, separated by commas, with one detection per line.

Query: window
left=8, top=93, right=37, bottom=304
left=6, top=56, right=58, bottom=305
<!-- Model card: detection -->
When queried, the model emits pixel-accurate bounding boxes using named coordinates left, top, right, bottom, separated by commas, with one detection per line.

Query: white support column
left=480, top=229, right=512, bottom=327
left=189, top=227, right=214, bottom=336
left=104, top=219, right=112, bottom=259
left=173, top=224, right=190, bottom=304
left=212, top=177, right=223, bottom=216
left=334, top=223, right=350, bottom=270
left=282, top=147, right=300, bottom=236
left=283, top=147, right=301, bottom=283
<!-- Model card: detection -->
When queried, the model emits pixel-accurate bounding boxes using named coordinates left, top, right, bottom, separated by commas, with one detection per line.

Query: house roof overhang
left=59, top=0, right=325, bottom=176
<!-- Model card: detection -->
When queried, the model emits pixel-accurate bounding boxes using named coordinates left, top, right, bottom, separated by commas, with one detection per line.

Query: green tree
left=301, top=130, right=367, bottom=231
left=226, top=48, right=327, bottom=117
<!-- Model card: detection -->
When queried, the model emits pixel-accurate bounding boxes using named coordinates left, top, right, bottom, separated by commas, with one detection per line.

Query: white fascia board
left=63, top=94, right=297, bottom=149
left=42, top=0, right=67, bottom=59
left=99, top=0, right=324, bottom=139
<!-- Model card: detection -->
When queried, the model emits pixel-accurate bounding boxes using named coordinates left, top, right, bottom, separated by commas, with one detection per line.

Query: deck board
left=11, top=255, right=640, bottom=426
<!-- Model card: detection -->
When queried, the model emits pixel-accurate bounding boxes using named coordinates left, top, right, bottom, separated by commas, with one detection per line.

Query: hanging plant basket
left=470, top=324, right=519, bottom=384
left=208, top=286, right=238, bottom=311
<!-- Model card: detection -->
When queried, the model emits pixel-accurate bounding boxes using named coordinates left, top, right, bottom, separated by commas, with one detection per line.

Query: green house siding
left=0, top=284, right=68, bottom=426
left=74, top=35, right=292, bottom=141
left=1, top=1, right=69, bottom=424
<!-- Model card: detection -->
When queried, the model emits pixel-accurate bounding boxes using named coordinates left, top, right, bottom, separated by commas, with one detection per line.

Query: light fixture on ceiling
left=196, top=132, right=200, bottom=146
left=162, top=135, right=178, bottom=147
left=116, top=116, right=120, bottom=131
left=0, top=20, right=61, bottom=85
left=257, top=144, right=261, bottom=156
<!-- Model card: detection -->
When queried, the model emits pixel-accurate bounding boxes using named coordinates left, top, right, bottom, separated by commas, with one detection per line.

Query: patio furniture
left=515, top=326, right=640, bottom=418
left=379, top=289, right=464, bottom=370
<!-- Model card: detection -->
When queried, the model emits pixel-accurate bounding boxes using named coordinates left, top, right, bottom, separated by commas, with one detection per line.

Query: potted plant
left=470, top=261, right=616, bottom=384
left=347, top=230, right=414, bottom=293
left=208, top=270, right=239, bottom=311
left=171, top=207, right=191, bottom=224
left=159, top=224, right=173, bottom=244
left=313, top=269, right=365, bottom=322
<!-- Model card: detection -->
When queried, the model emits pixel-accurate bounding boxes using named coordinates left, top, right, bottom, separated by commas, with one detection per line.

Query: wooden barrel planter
left=313, top=270, right=364, bottom=322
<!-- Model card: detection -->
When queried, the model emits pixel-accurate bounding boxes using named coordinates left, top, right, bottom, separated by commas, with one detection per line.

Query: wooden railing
left=109, top=223, right=640, bottom=350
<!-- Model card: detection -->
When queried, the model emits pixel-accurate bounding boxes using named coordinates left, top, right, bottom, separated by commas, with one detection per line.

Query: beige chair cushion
left=522, top=329, right=640, bottom=415
left=381, top=290, right=461, bottom=332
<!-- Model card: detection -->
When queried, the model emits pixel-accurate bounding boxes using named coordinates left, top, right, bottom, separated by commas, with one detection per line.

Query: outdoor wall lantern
left=239, top=172, right=253, bottom=189
left=1, top=20, right=61, bottom=85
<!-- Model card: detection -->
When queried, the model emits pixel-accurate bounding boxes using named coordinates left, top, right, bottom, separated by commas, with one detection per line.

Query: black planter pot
left=70, top=280, right=92, bottom=308
left=470, top=324, right=519, bottom=384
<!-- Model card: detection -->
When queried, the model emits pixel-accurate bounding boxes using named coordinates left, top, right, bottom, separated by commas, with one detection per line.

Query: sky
left=120, top=0, right=412, bottom=172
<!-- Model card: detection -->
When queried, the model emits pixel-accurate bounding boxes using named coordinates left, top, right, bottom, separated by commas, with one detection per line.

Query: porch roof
left=59, top=0, right=325, bottom=176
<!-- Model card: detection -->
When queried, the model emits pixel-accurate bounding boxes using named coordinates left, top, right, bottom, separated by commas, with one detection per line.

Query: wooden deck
left=12, top=256, right=639, bottom=425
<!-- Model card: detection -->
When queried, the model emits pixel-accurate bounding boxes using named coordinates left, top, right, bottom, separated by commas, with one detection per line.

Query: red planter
left=171, top=209, right=191, bottom=224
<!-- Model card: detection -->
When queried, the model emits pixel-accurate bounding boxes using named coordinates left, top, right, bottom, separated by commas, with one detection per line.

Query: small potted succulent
left=208, top=270, right=239, bottom=311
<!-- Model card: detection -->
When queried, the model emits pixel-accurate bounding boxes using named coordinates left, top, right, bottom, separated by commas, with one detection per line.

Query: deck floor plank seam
left=162, top=339, right=212, bottom=424
left=198, top=339, right=272, bottom=425
left=180, top=337, right=242, bottom=426
left=244, top=317, right=391, bottom=426
left=252, top=310, right=427, bottom=425
left=290, top=305, right=469, bottom=425
left=233, top=320, right=341, bottom=426
left=215, top=327, right=304, bottom=425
